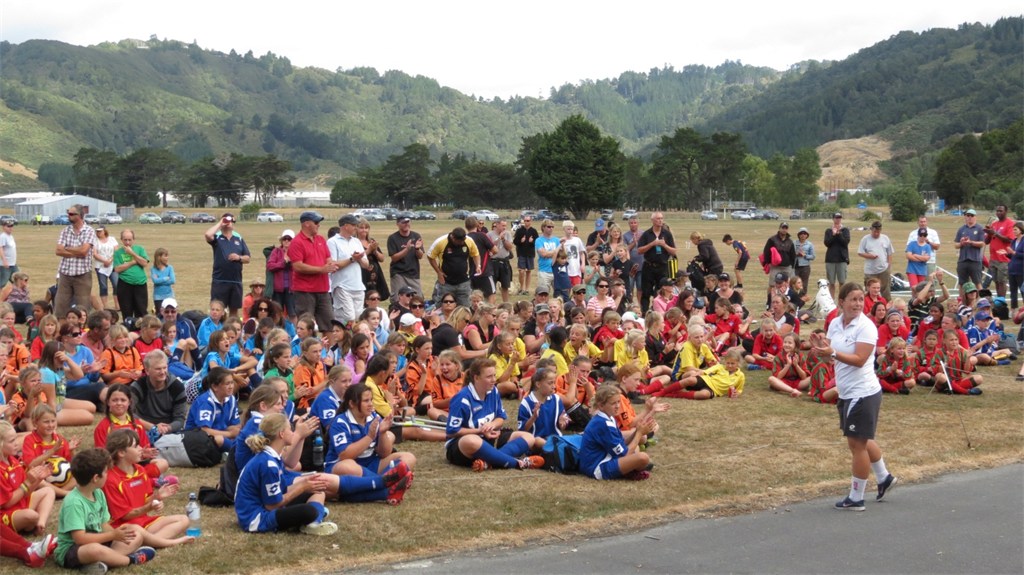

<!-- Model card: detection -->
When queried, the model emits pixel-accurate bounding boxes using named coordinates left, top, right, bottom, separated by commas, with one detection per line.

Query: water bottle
left=185, top=492, right=201, bottom=538
left=312, top=430, right=324, bottom=471
left=55, top=373, right=66, bottom=411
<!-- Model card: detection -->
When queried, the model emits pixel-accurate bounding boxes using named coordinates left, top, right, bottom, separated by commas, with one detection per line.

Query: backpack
left=542, top=434, right=583, bottom=474
left=687, top=260, right=706, bottom=293
left=199, top=445, right=239, bottom=507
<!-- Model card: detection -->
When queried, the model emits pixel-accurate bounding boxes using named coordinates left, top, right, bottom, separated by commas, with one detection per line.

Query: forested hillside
left=0, top=17, right=1020, bottom=188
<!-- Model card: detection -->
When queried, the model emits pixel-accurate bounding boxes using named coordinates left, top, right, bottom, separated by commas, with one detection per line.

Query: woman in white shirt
left=92, top=226, right=120, bottom=311
left=811, top=281, right=897, bottom=512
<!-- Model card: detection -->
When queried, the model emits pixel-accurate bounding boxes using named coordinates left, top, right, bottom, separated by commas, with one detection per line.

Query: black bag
left=182, top=428, right=223, bottom=468
left=687, top=259, right=706, bottom=292
left=565, top=402, right=591, bottom=433
left=199, top=445, right=239, bottom=506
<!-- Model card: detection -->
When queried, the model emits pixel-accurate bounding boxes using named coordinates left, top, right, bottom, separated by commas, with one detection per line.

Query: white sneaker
left=300, top=521, right=338, bottom=536
left=82, top=562, right=109, bottom=575
left=26, top=533, right=53, bottom=560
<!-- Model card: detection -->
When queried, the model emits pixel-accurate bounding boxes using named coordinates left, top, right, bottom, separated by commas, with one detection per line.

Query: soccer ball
left=45, top=457, right=73, bottom=488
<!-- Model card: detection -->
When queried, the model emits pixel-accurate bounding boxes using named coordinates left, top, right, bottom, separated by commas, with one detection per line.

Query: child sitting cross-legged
left=648, top=348, right=746, bottom=400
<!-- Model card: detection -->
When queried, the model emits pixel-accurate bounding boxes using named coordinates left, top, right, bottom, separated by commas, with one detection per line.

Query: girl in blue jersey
left=235, top=385, right=287, bottom=473
left=234, top=413, right=338, bottom=536
left=516, top=367, right=568, bottom=447
left=325, top=383, right=416, bottom=504
left=184, top=367, right=240, bottom=452
left=579, top=385, right=655, bottom=481
left=310, top=365, right=353, bottom=429
left=445, top=358, right=546, bottom=472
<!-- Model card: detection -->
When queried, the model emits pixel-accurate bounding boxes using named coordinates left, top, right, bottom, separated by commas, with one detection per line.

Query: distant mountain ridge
left=0, top=16, right=1019, bottom=185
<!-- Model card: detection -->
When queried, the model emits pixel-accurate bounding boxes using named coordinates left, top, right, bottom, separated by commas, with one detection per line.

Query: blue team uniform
left=201, top=350, right=241, bottom=378
left=185, top=389, right=240, bottom=451
left=310, top=387, right=343, bottom=429
left=325, top=410, right=380, bottom=474
left=445, top=384, right=507, bottom=448
left=966, top=324, right=999, bottom=356
left=235, top=412, right=265, bottom=472
left=234, top=447, right=301, bottom=532
left=579, top=411, right=628, bottom=480
left=517, top=392, right=564, bottom=440
left=196, top=317, right=222, bottom=350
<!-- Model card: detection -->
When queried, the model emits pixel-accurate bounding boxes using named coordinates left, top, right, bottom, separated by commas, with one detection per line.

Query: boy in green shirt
left=56, top=448, right=156, bottom=573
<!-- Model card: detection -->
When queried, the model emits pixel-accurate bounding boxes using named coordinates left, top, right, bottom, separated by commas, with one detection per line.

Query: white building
left=15, top=195, right=117, bottom=222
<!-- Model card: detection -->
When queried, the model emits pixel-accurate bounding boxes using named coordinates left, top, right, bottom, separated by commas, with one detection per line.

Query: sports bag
left=541, top=434, right=583, bottom=474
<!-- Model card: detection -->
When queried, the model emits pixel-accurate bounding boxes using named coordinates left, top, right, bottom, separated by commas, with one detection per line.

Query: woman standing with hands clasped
left=810, top=282, right=897, bottom=511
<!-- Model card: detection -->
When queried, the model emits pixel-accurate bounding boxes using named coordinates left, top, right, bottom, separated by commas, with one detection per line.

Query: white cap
left=281, top=229, right=296, bottom=239
left=622, top=311, right=638, bottom=322
left=399, top=313, right=421, bottom=327
left=161, top=298, right=178, bottom=310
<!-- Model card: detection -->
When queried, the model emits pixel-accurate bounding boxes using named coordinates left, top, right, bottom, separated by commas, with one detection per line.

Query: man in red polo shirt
left=985, top=204, right=1017, bottom=298
left=287, top=211, right=338, bottom=334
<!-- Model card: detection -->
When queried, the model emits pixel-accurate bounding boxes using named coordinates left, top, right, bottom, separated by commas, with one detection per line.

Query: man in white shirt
left=327, top=214, right=371, bottom=324
left=857, top=221, right=894, bottom=300
left=907, top=216, right=940, bottom=276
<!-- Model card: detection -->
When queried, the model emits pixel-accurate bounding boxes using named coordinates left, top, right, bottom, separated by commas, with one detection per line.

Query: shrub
left=888, top=188, right=927, bottom=222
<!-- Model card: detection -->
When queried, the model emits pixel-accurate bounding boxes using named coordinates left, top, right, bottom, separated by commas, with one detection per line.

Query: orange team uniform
left=293, top=361, right=327, bottom=411
left=555, top=372, right=589, bottom=406
left=0, top=455, right=29, bottom=525
left=20, top=430, right=73, bottom=466
left=404, top=357, right=438, bottom=405
left=426, top=374, right=463, bottom=410
left=613, top=391, right=637, bottom=432
left=5, top=343, right=30, bottom=378
left=4, top=387, right=47, bottom=428
left=93, top=415, right=152, bottom=450
left=29, top=337, right=51, bottom=362
left=103, top=463, right=161, bottom=528
left=101, top=346, right=143, bottom=386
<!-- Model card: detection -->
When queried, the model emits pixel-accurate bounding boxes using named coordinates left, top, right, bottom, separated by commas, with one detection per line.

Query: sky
left=2, top=2, right=1020, bottom=99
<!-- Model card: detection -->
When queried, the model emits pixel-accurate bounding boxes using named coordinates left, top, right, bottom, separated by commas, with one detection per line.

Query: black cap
left=338, top=214, right=360, bottom=226
left=300, top=211, right=324, bottom=224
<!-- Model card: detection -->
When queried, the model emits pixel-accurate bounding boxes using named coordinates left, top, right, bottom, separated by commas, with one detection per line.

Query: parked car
left=99, top=212, right=123, bottom=224
left=161, top=211, right=186, bottom=224
left=256, top=211, right=284, bottom=223
left=413, top=210, right=436, bottom=220
left=139, top=212, right=162, bottom=224
left=352, top=208, right=386, bottom=221
left=520, top=210, right=537, bottom=220
left=34, top=215, right=53, bottom=225
left=622, top=209, right=638, bottom=221
left=700, top=210, right=719, bottom=221
left=84, top=213, right=100, bottom=225
left=379, top=208, right=399, bottom=220
left=730, top=210, right=753, bottom=220
left=471, top=209, right=500, bottom=221
left=763, top=210, right=781, bottom=220
left=0, top=215, right=15, bottom=227
left=53, top=214, right=70, bottom=226
left=790, top=209, right=804, bottom=220
left=451, top=209, right=471, bottom=220
left=396, top=210, right=416, bottom=221
left=536, top=209, right=570, bottom=221
left=600, top=209, right=615, bottom=221
left=191, top=212, right=216, bottom=223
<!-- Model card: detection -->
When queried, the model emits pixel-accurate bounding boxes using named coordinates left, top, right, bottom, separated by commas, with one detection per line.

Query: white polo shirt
left=826, top=311, right=881, bottom=400
left=327, top=233, right=365, bottom=291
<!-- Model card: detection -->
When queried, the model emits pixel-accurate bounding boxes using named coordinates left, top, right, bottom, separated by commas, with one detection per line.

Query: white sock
left=871, top=459, right=889, bottom=482
left=849, top=476, right=867, bottom=501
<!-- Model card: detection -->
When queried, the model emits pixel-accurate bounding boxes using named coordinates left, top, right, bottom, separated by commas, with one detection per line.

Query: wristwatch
left=830, top=350, right=837, bottom=360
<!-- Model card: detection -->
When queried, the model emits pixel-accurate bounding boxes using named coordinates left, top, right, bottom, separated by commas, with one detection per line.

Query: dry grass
left=9, top=210, right=1022, bottom=574
left=816, top=136, right=892, bottom=190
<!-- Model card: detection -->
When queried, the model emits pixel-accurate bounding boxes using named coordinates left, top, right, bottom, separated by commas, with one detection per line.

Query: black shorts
left=59, top=542, right=112, bottom=569
left=692, top=377, right=716, bottom=398
left=211, top=281, right=243, bottom=310
left=735, top=254, right=750, bottom=271
left=492, top=259, right=513, bottom=289
left=471, top=274, right=496, bottom=297
left=837, top=391, right=882, bottom=439
left=517, top=256, right=534, bottom=271
left=445, top=428, right=514, bottom=467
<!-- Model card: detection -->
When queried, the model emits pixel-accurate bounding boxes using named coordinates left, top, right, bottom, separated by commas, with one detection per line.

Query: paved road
left=380, top=464, right=1023, bottom=574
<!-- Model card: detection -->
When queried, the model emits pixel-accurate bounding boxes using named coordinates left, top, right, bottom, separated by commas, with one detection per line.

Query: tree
left=37, top=162, right=75, bottom=192
left=651, top=127, right=704, bottom=209
left=119, top=148, right=181, bottom=207
left=523, top=115, right=624, bottom=219
left=234, top=154, right=294, bottom=205
left=887, top=187, right=927, bottom=222
left=376, top=144, right=436, bottom=207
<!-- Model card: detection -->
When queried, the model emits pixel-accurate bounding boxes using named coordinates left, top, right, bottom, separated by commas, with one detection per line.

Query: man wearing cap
left=513, top=214, right=539, bottom=295
left=823, top=212, right=851, bottom=298
left=54, top=203, right=96, bottom=317
left=534, top=220, right=560, bottom=292
left=288, top=211, right=338, bottom=332
left=637, top=212, right=676, bottom=313
left=907, top=216, right=941, bottom=277
left=386, top=215, right=424, bottom=305
left=160, top=298, right=197, bottom=351
left=428, top=227, right=481, bottom=308
left=328, top=214, right=371, bottom=324
left=266, top=229, right=295, bottom=318
left=984, top=204, right=1016, bottom=297
left=204, top=212, right=251, bottom=318
left=565, top=283, right=588, bottom=317
left=466, top=216, right=498, bottom=303
left=762, top=222, right=797, bottom=299
left=858, top=221, right=895, bottom=300
left=487, top=218, right=515, bottom=303
left=954, top=209, right=986, bottom=287
left=794, top=227, right=816, bottom=297
left=586, top=218, right=611, bottom=255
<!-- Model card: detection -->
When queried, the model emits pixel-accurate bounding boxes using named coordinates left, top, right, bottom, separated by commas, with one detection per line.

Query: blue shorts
left=591, top=458, right=622, bottom=480
left=517, top=256, right=534, bottom=270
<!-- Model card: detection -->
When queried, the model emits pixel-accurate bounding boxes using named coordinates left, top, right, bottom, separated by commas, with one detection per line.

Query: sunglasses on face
left=410, top=304, right=424, bottom=309
left=367, top=296, right=380, bottom=301
left=441, top=299, right=455, bottom=304
left=70, top=331, right=82, bottom=337
left=597, top=284, right=609, bottom=288
left=67, top=212, right=79, bottom=217
left=258, top=306, right=270, bottom=312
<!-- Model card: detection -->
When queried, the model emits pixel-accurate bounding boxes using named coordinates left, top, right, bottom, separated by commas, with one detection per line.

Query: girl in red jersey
left=706, top=297, right=743, bottom=354
left=915, top=330, right=941, bottom=387
left=20, top=405, right=80, bottom=497
left=102, top=429, right=192, bottom=547
left=934, top=329, right=983, bottom=395
left=92, top=384, right=170, bottom=476
left=876, top=310, right=910, bottom=356
left=767, top=333, right=808, bottom=397
left=875, top=337, right=917, bottom=394
left=744, top=320, right=782, bottom=370
left=0, top=420, right=56, bottom=535
left=807, top=357, right=838, bottom=404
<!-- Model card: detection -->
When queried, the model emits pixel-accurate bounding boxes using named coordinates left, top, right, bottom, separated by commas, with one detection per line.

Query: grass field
left=7, top=208, right=1023, bottom=574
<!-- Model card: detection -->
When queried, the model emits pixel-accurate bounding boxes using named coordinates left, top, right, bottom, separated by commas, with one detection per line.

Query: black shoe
left=876, top=474, right=897, bottom=501
left=834, top=497, right=865, bottom=511
left=1016, top=375, right=1024, bottom=382
left=898, top=387, right=910, bottom=395
left=968, top=387, right=983, bottom=395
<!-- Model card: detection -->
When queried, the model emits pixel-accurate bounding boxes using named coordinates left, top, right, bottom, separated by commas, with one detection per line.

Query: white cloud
left=1, top=1, right=1019, bottom=98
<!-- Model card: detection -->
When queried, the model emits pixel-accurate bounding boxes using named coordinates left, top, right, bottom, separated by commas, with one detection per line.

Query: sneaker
left=834, top=497, right=865, bottom=511
left=898, top=387, right=910, bottom=395
left=471, top=459, right=490, bottom=472
left=626, top=470, right=651, bottom=481
left=25, top=533, right=53, bottom=567
left=386, top=473, right=412, bottom=506
left=968, top=388, right=983, bottom=395
left=518, top=455, right=546, bottom=470
left=747, top=365, right=762, bottom=371
left=128, top=546, right=156, bottom=565
left=876, top=474, right=898, bottom=501
left=997, top=359, right=1011, bottom=366
left=381, top=461, right=410, bottom=488
left=81, top=562, right=109, bottom=575
left=154, top=474, right=179, bottom=489
left=300, top=521, right=339, bottom=536
left=1016, top=375, right=1024, bottom=382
